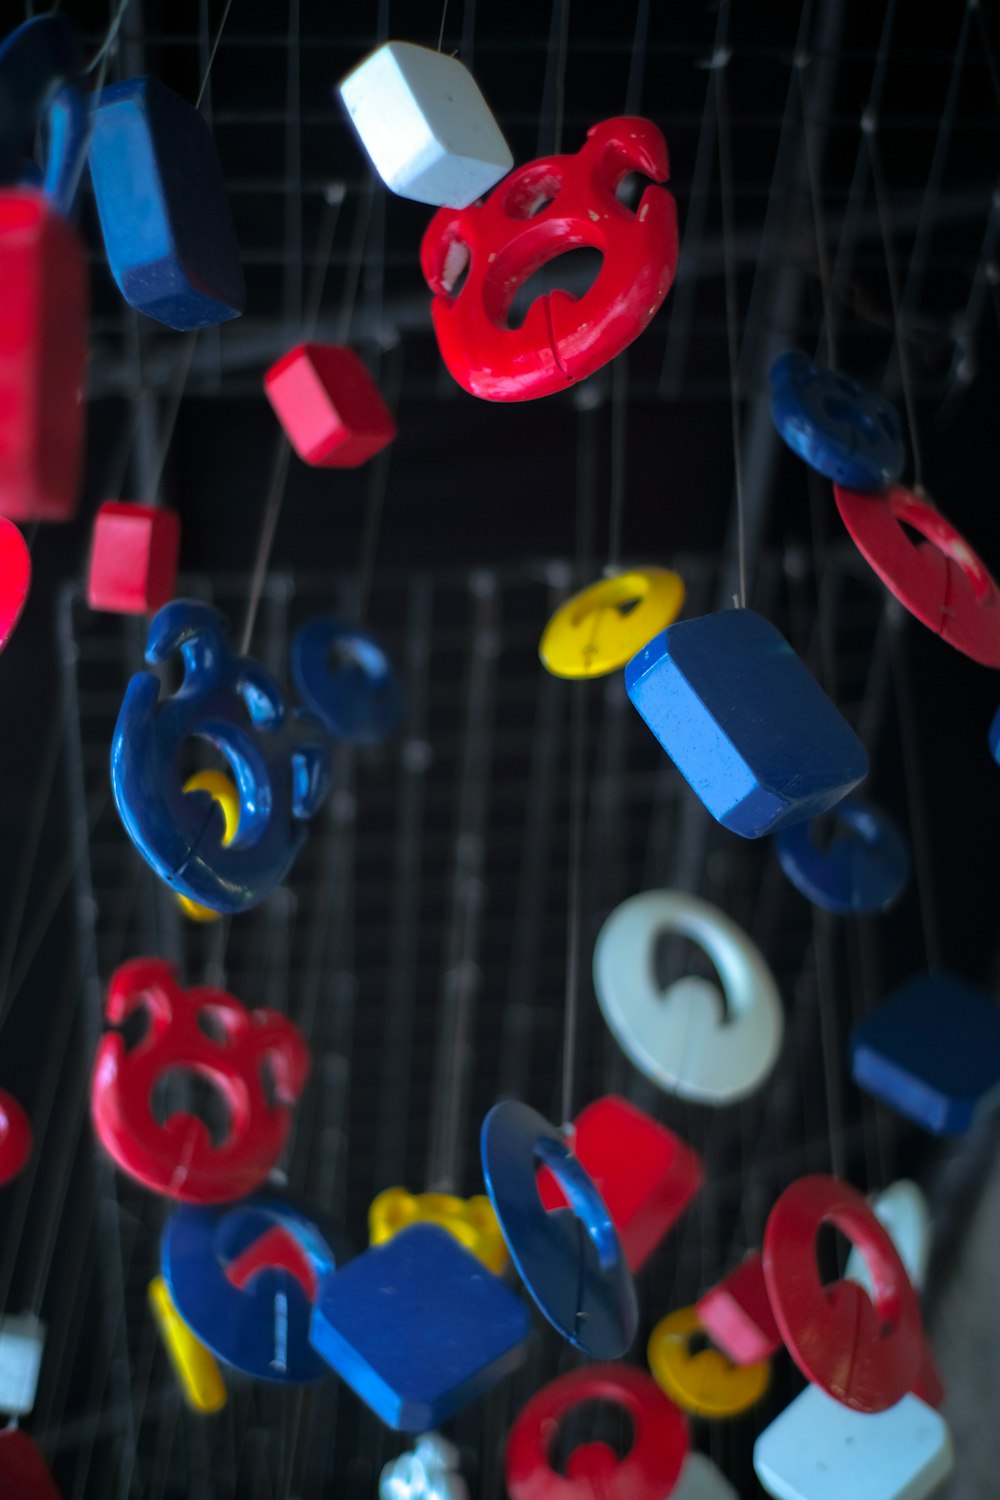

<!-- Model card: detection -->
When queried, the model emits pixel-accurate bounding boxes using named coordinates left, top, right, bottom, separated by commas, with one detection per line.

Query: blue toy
left=0, top=15, right=89, bottom=215
left=161, top=1194, right=340, bottom=1383
left=87, top=76, right=245, bottom=330
left=775, top=798, right=910, bottom=914
left=309, top=1223, right=530, bottom=1430
left=290, top=619, right=402, bottom=743
left=111, top=599, right=332, bottom=914
left=851, top=973, right=1000, bottom=1134
left=769, top=351, right=904, bottom=491
left=989, top=704, right=1000, bottom=763
left=480, top=1100, right=638, bottom=1359
left=625, top=609, right=868, bottom=839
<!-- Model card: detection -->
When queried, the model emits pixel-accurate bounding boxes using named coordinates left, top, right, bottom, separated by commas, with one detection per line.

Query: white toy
left=339, top=42, right=513, bottom=208
left=846, top=1180, right=930, bottom=1297
left=379, top=1433, right=469, bottom=1500
left=672, top=1452, right=741, bottom=1499
left=0, top=1313, right=45, bottom=1417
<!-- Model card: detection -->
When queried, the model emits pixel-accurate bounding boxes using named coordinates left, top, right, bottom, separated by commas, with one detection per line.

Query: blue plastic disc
left=291, top=618, right=402, bottom=744
left=769, top=350, right=905, bottom=491
left=775, top=798, right=910, bottom=914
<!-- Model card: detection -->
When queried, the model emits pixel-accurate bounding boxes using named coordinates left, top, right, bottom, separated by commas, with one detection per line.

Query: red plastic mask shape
left=762, top=1175, right=941, bottom=1413
left=420, top=117, right=679, bottom=402
left=0, top=1087, right=32, bottom=1185
left=506, top=1363, right=688, bottom=1500
left=835, top=484, right=1000, bottom=667
left=90, top=957, right=309, bottom=1203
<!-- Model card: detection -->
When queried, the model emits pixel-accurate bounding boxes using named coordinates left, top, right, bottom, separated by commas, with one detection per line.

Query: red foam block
left=697, top=1252, right=783, bottom=1365
left=87, top=502, right=180, bottom=615
left=264, top=343, right=396, bottom=468
left=0, top=1429, right=62, bottom=1499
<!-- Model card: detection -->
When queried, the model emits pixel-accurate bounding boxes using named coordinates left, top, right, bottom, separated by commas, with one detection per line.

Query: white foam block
left=672, top=1452, right=741, bottom=1499
left=339, top=42, right=513, bottom=207
left=0, top=1314, right=45, bottom=1416
left=754, top=1384, right=953, bottom=1500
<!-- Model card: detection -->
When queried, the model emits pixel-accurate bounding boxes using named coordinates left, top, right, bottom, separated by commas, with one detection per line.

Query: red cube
left=536, top=1095, right=703, bottom=1272
left=87, top=502, right=180, bottom=615
left=264, top=343, right=396, bottom=468
left=697, top=1252, right=783, bottom=1364
left=0, top=190, right=88, bottom=522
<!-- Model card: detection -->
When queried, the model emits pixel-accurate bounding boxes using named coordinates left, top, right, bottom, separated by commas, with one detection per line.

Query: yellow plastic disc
left=176, top=769, right=240, bottom=923
left=647, top=1305, right=769, bottom=1419
left=148, top=1275, right=227, bottom=1414
left=539, top=568, right=685, bottom=679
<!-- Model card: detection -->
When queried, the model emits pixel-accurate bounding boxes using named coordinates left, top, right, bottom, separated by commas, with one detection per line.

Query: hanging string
left=437, top=0, right=451, bottom=52
left=195, top=0, right=236, bottom=110
left=713, top=40, right=748, bottom=608
left=795, top=54, right=838, bottom=369
left=85, top=0, right=134, bottom=82
left=606, top=357, right=628, bottom=571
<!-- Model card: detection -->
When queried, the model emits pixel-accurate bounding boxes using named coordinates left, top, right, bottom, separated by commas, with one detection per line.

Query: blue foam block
left=851, top=973, right=1000, bottom=1134
left=309, top=1223, right=530, bottom=1431
left=769, top=350, right=905, bottom=492
left=625, top=609, right=868, bottom=839
left=88, top=76, right=245, bottom=330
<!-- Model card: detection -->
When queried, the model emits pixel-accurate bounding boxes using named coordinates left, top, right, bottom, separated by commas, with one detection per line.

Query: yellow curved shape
left=369, top=1187, right=509, bottom=1275
left=148, top=1276, right=227, bottom=1414
left=539, top=568, right=685, bottom=679
left=176, top=770, right=241, bottom=923
left=647, top=1305, right=769, bottom=1419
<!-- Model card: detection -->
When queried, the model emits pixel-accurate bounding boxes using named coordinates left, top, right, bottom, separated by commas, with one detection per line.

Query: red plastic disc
left=0, top=516, right=30, bottom=651
left=0, top=1088, right=32, bottom=1185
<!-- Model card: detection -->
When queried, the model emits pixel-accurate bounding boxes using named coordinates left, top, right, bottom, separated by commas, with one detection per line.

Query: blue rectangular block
left=625, top=609, right=868, bottom=838
left=88, top=76, right=245, bottom=331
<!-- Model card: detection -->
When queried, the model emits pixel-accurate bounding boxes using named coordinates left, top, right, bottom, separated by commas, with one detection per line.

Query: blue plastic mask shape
left=769, top=350, right=904, bottom=491
left=161, top=1194, right=338, bottom=1383
left=625, top=609, right=868, bottom=839
left=291, top=618, right=403, bottom=743
left=480, top=1100, right=638, bottom=1359
left=111, top=599, right=332, bottom=913
left=775, top=798, right=910, bottom=914
left=87, top=76, right=245, bottom=329
left=0, top=15, right=88, bottom=215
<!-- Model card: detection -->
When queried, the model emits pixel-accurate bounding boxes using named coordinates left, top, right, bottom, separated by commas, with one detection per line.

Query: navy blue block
left=88, top=76, right=245, bottom=330
left=851, top=973, right=1000, bottom=1134
left=769, top=350, right=904, bottom=491
left=625, top=609, right=868, bottom=839
left=309, top=1224, right=530, bottom=1431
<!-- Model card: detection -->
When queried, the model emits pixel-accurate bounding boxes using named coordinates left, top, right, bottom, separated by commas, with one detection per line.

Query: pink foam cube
left=87, top=502, right=180, bottom=614
left=264, top=343, right=396, bottom=468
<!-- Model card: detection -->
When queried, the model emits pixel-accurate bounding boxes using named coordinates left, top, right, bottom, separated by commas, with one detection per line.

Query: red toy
left=86, top=502, right=180, bottom=614
left=0, top=191, right=87, bottom=522
left=0, top=517, right=30, bottom=650
left=0, top=1088, right=32, bottom=1185
left=506, top=1363, right=688, bottom=1500
left=0, top=1429, right=62, bottom=1499
left=421, top=117, right=679, bottom=401
left=696, top=1252, right=783, bottom=1365
left=90, top=957, right=310, bottom=1203
left=225, top=1224, right=319, bottom=1298
left=536, top=1095, right=702, bottom=1272
left=264, top=343, right=397, bottom=467
left=835, top=483, right=1000, bottom=667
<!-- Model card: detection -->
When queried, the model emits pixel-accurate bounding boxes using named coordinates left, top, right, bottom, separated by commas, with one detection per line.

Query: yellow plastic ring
left=539, top=568, right=685, bottom=679
left=647, top=1305, right=769, bottom=1419
left=176, top=770, right=240, bottom=923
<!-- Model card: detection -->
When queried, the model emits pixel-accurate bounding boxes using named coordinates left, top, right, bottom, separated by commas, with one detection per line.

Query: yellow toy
left=176, top=769, right=241, bottom=922
left=539, top=568, right=685, bottom=679
left=369, top=1187, right=508, bottom=1275
left=647, top=1304, right=768, bottom=1418
left=148, top=1275, right=227, bottom=1413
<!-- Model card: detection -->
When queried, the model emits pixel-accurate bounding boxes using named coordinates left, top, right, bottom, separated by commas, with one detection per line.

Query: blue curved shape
left=989, top=704, right=1000, bottom=764
left=162, top=1195, right=339, bottom=1383
left=776, top=798, right=911, bottom=915
left=480, top=1099, right=637, bottom=1359
left=0, top=16, right=88, bottom=216
left=291, top=619, right=402, bottom=744
left=769, top=350, right=904, bottom=491
left=111, top=599, right=332, bottom=913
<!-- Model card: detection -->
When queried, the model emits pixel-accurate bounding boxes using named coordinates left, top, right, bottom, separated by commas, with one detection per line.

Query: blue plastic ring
left=776, top=798, right=910, bottom=914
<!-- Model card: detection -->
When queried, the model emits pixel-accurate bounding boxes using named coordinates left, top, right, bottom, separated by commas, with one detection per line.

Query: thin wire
left=796, top=56, right=838, bottom=368
left=559, top=682, right=587, bottom=1129
left=607, top=356, right=627, bottom=571
left=85, top=0, right=135, bottom=76
left=437, top=0, right=452, bottom=52
left=239, top=436, right=293, bottom=656
left=714, top=47, right=748, bottom=607
left=889, top=612, right=944, bottom=970
left=195, top=0, right=236, bottom=110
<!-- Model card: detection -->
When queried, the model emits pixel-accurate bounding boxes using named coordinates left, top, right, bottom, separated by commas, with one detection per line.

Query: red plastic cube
left=536, top=1095, right=703, bottom=1272
left=0, top=190, right=88, bottom=522
left=264, top=343, right=396, bottom=468
left=697, top=1252, right=783, bottom=1364
left=87, top=502, right=180, bottom=615
left=0, top=1429, right=62, bottom=1498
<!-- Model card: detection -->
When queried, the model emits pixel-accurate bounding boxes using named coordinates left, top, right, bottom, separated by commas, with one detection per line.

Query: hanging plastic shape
left=0, top=1314, right=45, bottom=1417
left=0, top=16, right=88, bottom=524
left=845, top=1180, right=930, bottom=1300
left=111, top=599, right=332, bottom=914
left=696, top=1254, right=783, bottom=1365
left=148, top=1275, right=227, bottom=1413
left=421, top=116, right=679, bottom=401
left=0, top=1088, right=32, bottom=1186
left=161, top=1194, right=337, bottom=1383
left=505, top=1363, right=688, bottom=1500
left=835, top=483, right=1000, bottom=668
left=87, top=76, right=245, bottom=330
left=480, top=1099, right=638, bottom=1359
left=379, top=1434, right=470, bottom=1500
left=0, top=516, right=30, bottom=651
left=592, top=890, right=784, bottom=1104
left=989, top=702, right=1000, bottom=763
left=670, top=1455, right=740, bottom=1500
left=369, top=1187, right=508, bottom=1274
left=538, top=569, right=685, bottom=679
left=775, top=798, right=911, bottom=915
left=291, top=618, right=403, bottom=743
left=647, top=1305, right=769, bottom=1419
left=176, top=769, right=240, bottom=923
left=91, top=957, right=310, bottom=1202
left=0, top=1428, right=62, bottom=1500
left=769, top=351, right=905, bottom=491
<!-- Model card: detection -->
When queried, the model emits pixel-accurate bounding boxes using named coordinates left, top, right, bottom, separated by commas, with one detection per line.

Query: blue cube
left=88, top=76, right=245, bottom=330
left=851, top=973, right=1000, bottom=1135
left=308, top=1224, right=530, bottom=1431
left=625, top=609, right=868, bottom=838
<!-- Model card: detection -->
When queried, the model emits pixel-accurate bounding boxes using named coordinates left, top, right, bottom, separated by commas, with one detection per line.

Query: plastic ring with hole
left=647, top=1305, right=769, bottom=1419
left=291, top=618, right=402, bottom=742
left=177, top=770, right=241, bottom=922
left=592, top=890, right=784, bottom=1104
left=480, top=1099, right=638, bottom=1358
left=835, top=483, right=1000, bottom=667
left=775, top=798, right=910, bottom=915
left=539, top=568, right=684, bottom=679
left=769, top=351, right=904, bottom=491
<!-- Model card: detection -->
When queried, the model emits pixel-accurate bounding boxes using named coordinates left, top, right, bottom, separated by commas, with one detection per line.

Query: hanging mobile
left=775, top=797, right=910, bottom=914
left=769, top=351, right=905, bottom=491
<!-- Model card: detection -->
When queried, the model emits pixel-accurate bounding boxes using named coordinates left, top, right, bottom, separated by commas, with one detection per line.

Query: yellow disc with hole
left=176, top=770, right=240, bottom=924
left=647, top=1305, right=769, bottom=1419
left=539, top=568, right=685, bottom=679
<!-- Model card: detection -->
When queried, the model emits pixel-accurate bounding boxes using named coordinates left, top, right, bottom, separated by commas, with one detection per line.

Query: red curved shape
left=0, top=517, right=30, bottom=650
left=225, top=1225, right=319, bottom=1300
left=0, top=1088, right=32, bottom=1186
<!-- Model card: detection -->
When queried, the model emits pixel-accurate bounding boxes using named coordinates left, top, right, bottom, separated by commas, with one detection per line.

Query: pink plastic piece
left=0, top=517, right=30, bottom=650
left=86, top=502, right=180, bottom=614
left=536, top=1095, right=702, bottom=1271
left=264, top=343, right=396, bottom=467
left=0, top=1428, right=62, bottom=1498
left=697, top=1253, right=783, bottom=1365
left=0, top=1089, right=32, bottom=1186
